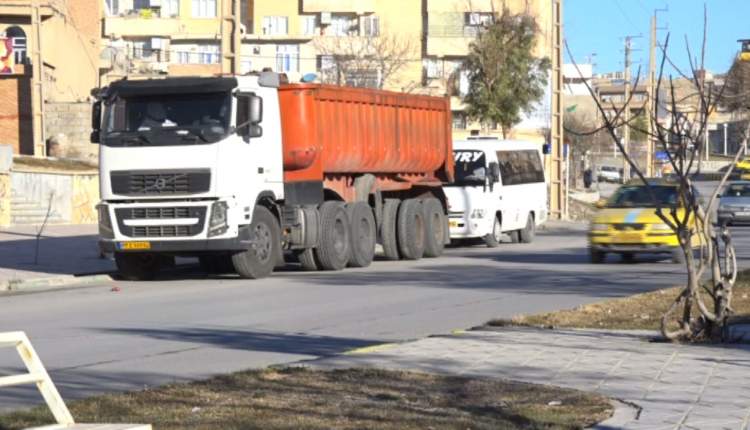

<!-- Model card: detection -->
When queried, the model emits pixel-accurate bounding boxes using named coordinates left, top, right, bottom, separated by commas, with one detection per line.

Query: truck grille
left=115, top=206, right=207, bottom=238
left=131, top=225, right=193, bottom=238
left=448, top=211, right=465, bottom=218
left=110, top=170, right=211, bottom=196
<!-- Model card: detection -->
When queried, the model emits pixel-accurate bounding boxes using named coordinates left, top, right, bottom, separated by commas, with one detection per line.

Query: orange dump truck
left=94, top=72, right=453, bottom=280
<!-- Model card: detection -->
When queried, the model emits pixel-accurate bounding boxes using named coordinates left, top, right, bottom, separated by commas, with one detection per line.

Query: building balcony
left=0, top=1, right=54, bottom=18
left=104, top=15, right=220, bottom=39
left=301, top=0, right=375, bottom=14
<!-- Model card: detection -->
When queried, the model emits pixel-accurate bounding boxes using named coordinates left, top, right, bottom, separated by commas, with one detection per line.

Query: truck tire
left=314, top=201, right=351, bottom=271
left=346, top=202, right=376, bottom=267
left=519, top=213, right=536, bottom=243
left=294, top=248, right=319, bottom=271
left=115, top=252, right=168, bottom=281
left=484, top=216, right=503, bottom=248
left=381, top=199, right=401, bottom=260
left=232, top=206, right=280, bottom=279
left=422, top=198, right=445, bottom=258
left=199, top=254, right=235, bottom=274
left=397, top=198, right=425, bottom=260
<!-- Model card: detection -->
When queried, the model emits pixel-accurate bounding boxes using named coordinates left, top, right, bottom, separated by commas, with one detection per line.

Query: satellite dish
left=301, top=73, right=318, bottom=83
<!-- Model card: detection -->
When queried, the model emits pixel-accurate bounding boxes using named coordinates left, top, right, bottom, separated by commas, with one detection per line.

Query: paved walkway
left=311, top=327, right=750, bottom=429
left=0, top=224, right=113, bottom=285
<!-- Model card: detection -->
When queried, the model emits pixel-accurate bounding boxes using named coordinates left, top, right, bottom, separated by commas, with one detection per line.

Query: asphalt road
left=3, top=219, right=750, bottom=411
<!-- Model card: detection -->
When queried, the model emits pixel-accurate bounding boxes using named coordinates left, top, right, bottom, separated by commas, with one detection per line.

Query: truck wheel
left=294, top=248, right=319, bottom=271
left=397, top=198, right=425, bottom=260
left=380, top=199, right=401, bottom=260
left=232, top=206, right=280, bottom=279
left=483, top=216, right=503, bottom=248
left=199, top=254, right=235, bottom=274
left=519, top=213, right=536, bottom=243
left=347, top=202, right=376, bottom=267
left=422, top=198, right=445, bottom=257
left=315, top=201, right=351, bottom=271
left=115, top=252, right=167, bottom=281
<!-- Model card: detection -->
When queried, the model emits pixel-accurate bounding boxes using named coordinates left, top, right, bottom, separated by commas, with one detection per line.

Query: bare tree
left=567, top=8, right=748, bottom=341
left=314, top=30, right=415, bottom=90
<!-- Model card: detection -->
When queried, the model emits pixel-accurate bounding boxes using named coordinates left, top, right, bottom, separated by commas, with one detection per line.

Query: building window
left=106, top=0, right=120, bottom=15
left=329, top=14, right=356, bottom=36
left=197, top=44, right=219, bottom=64
left=175, top=51, right=190, bottom=64
left=423, top=58, right=440, bottom=79
left=133, top=0, right=150, bottom=10
left=263, top=16, right=288, bottom=35
left=192, top=0, right=216, bottom=18
left=452, top=111, right=467, bottom=130
left=465, top=12, right=494, bottom=26
left=301, top=15, right=316, bottom=36
left=160, top=0, right=179, bottom=17
left=361, top=15, right=379, bottom=37
left=276, top=44, right=299, bottom=72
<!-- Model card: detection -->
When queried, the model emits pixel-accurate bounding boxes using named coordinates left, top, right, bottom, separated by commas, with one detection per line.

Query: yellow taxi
left=735, top=158, right=750, bottom=180
left=589, top=179, right=697, bottom=264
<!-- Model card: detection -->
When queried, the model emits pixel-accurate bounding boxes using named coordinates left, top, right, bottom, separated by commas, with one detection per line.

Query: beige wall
left=0, top=173, right=9, bottom=227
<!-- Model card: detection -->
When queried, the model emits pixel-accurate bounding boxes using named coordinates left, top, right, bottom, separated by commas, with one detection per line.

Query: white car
left=597, top=166, right=622, bottom=183
left=444, top=139, right=548, bottom=247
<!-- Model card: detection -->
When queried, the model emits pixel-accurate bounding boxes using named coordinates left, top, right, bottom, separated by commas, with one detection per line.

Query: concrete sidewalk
left=311, top=327, right=750, bottom=429
left=0, top=224, right=114, bottom=290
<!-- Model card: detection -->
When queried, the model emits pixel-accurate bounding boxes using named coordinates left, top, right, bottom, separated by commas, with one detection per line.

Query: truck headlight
left=208, top=201, right=229, bottom=237
left=97, top=204, right=114, bottom=239
left=590, top=223, right=609, bottom=231
left=470, top=209, right=486, bottom=219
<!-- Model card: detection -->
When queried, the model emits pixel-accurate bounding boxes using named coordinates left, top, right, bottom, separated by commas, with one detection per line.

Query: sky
left=564, top=0, right=750, bottom=76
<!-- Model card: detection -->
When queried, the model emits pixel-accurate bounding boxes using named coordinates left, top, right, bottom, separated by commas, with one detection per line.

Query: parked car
left=588, top=178, right=699, bottom=264
left=717, top=181, right=750, bottom=225
left=597, top=166, right=622, bottom=183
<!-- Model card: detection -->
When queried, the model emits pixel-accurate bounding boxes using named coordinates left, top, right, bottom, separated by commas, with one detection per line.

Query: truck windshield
left=102, top=92, right=231, bottom=146
left=449, top=150, right=487, bottom=186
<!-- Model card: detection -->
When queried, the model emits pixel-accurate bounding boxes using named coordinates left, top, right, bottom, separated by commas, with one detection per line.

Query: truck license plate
left=449, top=220, right=458, bottom=227
left=117, top=241, right=151, bottom=251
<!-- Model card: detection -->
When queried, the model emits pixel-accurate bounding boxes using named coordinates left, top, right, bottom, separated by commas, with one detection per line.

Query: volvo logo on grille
left=153, top=178, right=168, bottom=190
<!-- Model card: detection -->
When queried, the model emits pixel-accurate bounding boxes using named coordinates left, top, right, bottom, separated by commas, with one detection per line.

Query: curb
left=589, top=399, right=641, bottom=429
left=0, top=273, right=114, bottom=294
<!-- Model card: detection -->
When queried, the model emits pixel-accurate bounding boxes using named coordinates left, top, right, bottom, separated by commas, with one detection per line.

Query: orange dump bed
left=278, top=84, right=454, bottom=187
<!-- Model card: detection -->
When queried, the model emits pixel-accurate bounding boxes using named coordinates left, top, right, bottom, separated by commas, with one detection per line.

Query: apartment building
left=101, top=0, right=555, bottom=141
left=1, top=0, right=100, bottom=156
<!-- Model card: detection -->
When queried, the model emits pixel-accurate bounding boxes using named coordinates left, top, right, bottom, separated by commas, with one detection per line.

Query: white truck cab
left=444, top=138, right=548, bottom=247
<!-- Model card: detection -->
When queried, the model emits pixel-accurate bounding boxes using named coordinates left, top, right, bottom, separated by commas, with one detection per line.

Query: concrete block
left=0, top=144, right=12, bottom=173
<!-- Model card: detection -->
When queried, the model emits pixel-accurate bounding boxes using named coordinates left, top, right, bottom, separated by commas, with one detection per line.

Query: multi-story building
left=101, top=0, right=555, bottom=141
left=1, top=0, right=100, bottom=156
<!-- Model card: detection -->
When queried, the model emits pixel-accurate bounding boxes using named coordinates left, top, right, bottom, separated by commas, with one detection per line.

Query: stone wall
left=0, top=173, right=9, bottom=227
left=9, top=169, right=99, bottom=226
left=44, top=102, right=98, bottom=162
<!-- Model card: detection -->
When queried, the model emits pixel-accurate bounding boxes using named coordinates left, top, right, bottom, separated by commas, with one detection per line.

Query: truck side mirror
left=488, top=162, right=500, bottom=183
left=237, top=93, right=263, bottom=140
left=90, top=101, right=101, bottom=144
left=249, top=95, right=263, bottom=124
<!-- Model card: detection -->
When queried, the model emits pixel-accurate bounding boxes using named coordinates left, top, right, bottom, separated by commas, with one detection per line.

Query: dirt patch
left=490, top=271, right=750, bottom=331
left=0, top=367, right=612, bottom=430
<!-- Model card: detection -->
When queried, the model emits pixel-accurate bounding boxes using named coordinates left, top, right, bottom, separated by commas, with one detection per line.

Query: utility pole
left=646, top=15, right=656, bottom=176
left=30, top=0, right=45, bottom=157
left=623, top=36, right=632, bottom=181
left=550, top=0, right=565, bottom=219
left=221, top=0, right=242, bottom=74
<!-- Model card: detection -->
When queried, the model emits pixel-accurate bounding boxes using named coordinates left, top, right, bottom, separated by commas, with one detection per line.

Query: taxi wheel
left=671, top=248, right=686, bottom=264
left=590, top=249, right=605, bottom=264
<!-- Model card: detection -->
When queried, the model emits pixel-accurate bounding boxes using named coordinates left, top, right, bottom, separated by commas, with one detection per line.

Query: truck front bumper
left=99, top=237, right=249, bottom=254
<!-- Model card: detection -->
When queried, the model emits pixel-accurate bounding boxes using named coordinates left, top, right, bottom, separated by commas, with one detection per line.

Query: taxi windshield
left=607, top=185, right=679, bottom=208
